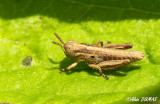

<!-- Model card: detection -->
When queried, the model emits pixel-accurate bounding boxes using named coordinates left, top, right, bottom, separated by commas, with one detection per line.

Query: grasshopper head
left=52, top=33, right=78, bottom=59
left=63, top=40, right=80, bottom=59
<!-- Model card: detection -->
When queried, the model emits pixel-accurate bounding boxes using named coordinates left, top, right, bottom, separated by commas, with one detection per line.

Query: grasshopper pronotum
left=52, top=33, right=144, bottom=80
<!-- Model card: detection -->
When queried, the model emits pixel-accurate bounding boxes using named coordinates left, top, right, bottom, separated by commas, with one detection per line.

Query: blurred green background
left=0, top=0, right=160, bottom=103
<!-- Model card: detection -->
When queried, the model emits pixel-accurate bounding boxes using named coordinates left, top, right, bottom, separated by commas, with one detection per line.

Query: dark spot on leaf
left=21, top=56, right=33, bottom=66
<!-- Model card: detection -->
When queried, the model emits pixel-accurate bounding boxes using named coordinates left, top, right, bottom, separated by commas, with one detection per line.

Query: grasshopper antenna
left=52, top=33, right=65, bottom=51
left=54, top=32, right=64, bottom=44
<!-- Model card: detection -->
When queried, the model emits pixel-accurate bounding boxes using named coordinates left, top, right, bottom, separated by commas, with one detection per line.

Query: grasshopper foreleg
left=60, top=62, right=78, bottom=73
left=89, top=64, right=109, bottom=80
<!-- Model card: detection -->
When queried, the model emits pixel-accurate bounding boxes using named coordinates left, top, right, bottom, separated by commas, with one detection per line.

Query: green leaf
left=0, top=0, right=160, bottom=103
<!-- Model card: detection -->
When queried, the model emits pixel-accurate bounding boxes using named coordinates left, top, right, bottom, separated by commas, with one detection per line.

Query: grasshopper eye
left=91, top=56, right=95, bottom=58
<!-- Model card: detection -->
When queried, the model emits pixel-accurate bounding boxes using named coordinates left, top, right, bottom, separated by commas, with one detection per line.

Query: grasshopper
left=52, top=33, right=144, bottom=80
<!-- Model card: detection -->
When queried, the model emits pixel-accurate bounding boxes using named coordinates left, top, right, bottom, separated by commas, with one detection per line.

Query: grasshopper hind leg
left=94, top=41, right=132, bottom=50
left=103, top=43, right=133, bottom=49
left=88, top=59, right=131, bottom=80
left=98, top=59, right=131, bottom=70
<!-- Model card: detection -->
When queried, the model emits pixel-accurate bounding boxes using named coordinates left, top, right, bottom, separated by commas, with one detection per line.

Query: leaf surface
left=0, top=0, right=160, bottom=103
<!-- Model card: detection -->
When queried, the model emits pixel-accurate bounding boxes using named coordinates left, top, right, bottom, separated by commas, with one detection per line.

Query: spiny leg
left=97, top=59, right=131, bottom=70
left=60, top=62, right=78, bottom=73
left=89, top=64, right=109, bottom=80
left=103, top=43, right=133, bottom=50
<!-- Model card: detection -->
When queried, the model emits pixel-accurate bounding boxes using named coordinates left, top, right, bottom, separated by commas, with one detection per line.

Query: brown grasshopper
left=52, top=33, right=144, bottom=80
